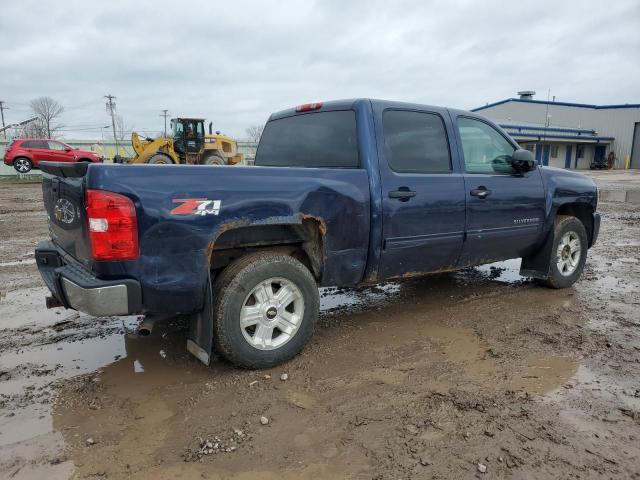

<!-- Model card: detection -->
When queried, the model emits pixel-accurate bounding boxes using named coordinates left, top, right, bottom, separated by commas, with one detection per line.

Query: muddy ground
left=0, top=180, right=639, bottom=479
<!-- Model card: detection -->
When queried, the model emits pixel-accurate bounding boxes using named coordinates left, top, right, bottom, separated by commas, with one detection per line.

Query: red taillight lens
left=86, top=189, right=138, bottom=260
left=295, top=102, right=323, bottom=112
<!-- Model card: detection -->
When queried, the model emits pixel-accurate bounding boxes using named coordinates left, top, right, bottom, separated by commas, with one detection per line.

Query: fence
left=0, top=139, right=258, bottom=176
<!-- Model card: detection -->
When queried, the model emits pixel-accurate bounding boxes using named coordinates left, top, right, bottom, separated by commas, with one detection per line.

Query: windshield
left=174, top=120, right=204, bottom=138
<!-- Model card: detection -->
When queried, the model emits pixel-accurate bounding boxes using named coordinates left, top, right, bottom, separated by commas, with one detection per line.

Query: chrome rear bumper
left=35, top=240, right=142, bottom=317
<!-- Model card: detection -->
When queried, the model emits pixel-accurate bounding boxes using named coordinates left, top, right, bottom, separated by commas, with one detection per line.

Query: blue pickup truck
left=35, top=99, right=600, bottom=368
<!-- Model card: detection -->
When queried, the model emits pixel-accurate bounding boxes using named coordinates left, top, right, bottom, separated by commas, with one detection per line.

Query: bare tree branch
left=115, top=114, right=132, bottom=141
left=245, top=124, right=264, bottom=143
left=19, top=119, right=47, bottom=138
left=30, top=96, right=64, bottom=138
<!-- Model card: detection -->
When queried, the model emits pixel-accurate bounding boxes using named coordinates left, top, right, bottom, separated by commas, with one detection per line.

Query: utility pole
left=0, top=101, right=7, bottom=139
left=160, top=109, right=169, bottom=137
left=105, top=94, right=119, bottom=154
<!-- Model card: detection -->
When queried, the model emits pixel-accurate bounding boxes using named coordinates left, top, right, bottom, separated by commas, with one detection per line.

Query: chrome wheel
left=556, top=231, right=581, bottom=276
left=15, top=158, right=31, bottom=173
left=240, top=277, right=304, bottom=350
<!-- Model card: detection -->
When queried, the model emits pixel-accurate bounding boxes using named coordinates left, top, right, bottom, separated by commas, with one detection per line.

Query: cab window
left=48, top=141, right=67, bottom=151
left=383, top=110, right=451, bottom=173
left=457, top=118, right=515, bottom=174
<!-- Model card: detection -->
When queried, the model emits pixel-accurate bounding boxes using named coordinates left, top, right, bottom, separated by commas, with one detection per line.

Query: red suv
left=3, top=138, right=103, bottom=173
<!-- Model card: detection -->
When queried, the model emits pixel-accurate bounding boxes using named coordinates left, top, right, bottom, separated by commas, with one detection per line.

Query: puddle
left=508, top=355, right=578, bottom=395
left=0, top=312, right=139, bottom=478
left=319, top=258, right=528, bottom=314
left=0, top=288, right=72, bottom=330
left=319, top=283, right=402, bottom=311
left=472, top=258, right=528, bottom=284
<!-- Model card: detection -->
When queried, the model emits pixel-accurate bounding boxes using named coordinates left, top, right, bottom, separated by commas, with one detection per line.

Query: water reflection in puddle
left=472, top=258, right=528, bottom=284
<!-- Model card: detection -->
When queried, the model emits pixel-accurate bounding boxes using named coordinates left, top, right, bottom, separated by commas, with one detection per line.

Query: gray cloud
left=1, top=0, right=638, bottom=139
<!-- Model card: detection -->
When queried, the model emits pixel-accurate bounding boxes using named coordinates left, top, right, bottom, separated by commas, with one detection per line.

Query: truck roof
left=269, top=99, right=464, bottom=121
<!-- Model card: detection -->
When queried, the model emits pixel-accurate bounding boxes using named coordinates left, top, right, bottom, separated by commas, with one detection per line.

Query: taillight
left=86, top=189, right=138, bottom=260
left=295, top=102, right=323, bottom=112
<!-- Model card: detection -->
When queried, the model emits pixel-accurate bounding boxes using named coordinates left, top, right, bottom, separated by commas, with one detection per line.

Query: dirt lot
left=0, top=178, right=639, bottom=479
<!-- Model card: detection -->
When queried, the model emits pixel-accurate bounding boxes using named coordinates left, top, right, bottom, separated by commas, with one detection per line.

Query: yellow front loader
left=129, top=118, right=243, bottom=165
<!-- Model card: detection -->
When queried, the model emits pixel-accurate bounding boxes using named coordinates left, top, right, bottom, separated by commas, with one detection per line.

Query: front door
left=564, top=145, right=573, bottom=169
left=453, top=116, right=546, bottom=266
left=594, top=145, right=606, bottom=167
left=377, top=108, right=466, bottom=279
left=47, top=141, right=72, bottom=162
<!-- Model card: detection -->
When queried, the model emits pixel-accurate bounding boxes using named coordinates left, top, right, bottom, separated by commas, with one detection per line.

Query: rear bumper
left=590, top=212, right=601, bottom=247
left=35, top=240, right=142, bottom=316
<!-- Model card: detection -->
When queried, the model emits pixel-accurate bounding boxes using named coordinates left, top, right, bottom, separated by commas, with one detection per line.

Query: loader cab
left=172, top=118, right=205, bottom=155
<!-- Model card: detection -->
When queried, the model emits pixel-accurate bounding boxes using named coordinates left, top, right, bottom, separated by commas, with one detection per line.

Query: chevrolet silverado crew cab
left=35, top=99, right=600, bottom=368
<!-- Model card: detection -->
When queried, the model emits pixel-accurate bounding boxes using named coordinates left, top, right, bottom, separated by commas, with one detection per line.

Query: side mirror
left=64, top=147, right=72, bottom=152
left=511, top=149, right=536, bottom=172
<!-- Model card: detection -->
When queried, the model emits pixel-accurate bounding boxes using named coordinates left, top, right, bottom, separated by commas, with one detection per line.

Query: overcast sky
left=1, top=0, right=638, bottom=140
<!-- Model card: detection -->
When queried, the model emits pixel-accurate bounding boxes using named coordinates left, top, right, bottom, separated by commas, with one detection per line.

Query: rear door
left=376, top=107, right=465, bottom=279
left=452, top=115, right=545, bottom=265
left=30, top=140, right=51, bottom=163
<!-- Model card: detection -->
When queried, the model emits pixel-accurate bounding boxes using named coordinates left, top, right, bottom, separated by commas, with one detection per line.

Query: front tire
left=14, top=157, right=32, bottom=173
left=213, top=252, right=319, bottom=368
left=539, top=215, right=588, bottom=289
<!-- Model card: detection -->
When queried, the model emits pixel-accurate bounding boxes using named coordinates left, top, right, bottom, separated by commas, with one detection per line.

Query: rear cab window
left=256, top=110, right=359, bottom=168
left=382, top=110, right=451, bottom=173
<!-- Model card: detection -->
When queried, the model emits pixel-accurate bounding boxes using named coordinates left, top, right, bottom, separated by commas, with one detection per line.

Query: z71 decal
left=171, top=199, right=222, bottom=216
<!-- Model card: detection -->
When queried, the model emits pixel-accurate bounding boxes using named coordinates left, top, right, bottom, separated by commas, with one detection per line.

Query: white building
left=473, top=92, right=640, bottom=169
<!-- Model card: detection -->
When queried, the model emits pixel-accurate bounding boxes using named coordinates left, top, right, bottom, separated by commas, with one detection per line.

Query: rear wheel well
left=556, top=203, right=594, bottom=246
left=209, top=219, right=324, bottom=280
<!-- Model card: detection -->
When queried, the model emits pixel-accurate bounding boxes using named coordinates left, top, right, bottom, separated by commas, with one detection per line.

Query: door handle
left=388, top=188, right=416, bottom=201
left=470, top=186, right=491, bottom=199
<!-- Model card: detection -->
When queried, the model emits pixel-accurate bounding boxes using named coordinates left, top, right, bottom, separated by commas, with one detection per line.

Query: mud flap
left=186, top=271, right=214, bottom=365
left=520, top=229, right=554, bottom=279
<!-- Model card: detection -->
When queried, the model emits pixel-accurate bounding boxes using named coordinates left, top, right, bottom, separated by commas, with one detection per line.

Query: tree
left=19, top=119, right=47, bottom=138
left=245, top=124, right=264, bottom=143
left=30, top=96, right=64, bottom=138
left=115, top=115, right=132, bottom=141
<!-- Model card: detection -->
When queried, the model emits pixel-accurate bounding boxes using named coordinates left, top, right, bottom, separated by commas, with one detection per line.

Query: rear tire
left=14, top=157, right=32, bottom=173
left=148, top=154, right=175, bottom=164
left=538, top=215, right=588, bottom=289
left=202, top=153, right=225, bottom=165
left=212, top=252, right=319, bottom=368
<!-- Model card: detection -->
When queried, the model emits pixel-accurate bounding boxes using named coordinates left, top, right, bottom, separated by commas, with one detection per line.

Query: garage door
left=632, top=122, right=640, bottom=169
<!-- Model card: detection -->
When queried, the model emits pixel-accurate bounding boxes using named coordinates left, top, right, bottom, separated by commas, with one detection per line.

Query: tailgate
left=40, top=162, right=92, bottom=265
